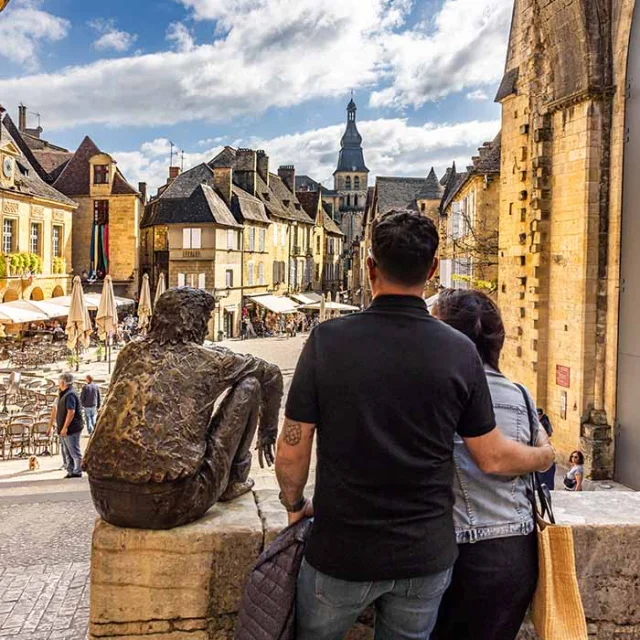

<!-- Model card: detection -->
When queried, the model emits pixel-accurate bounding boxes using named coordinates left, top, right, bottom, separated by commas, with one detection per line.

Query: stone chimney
left=18, top=105, right=27, bottom=132
left=256, top=150, right=269, bottom=188
left=235, top=149, right=257, bottom=196
left=278, top=165, right=296, bottom=193
left=138, top=182, right=147, bottom=203
left=168, top=166, right=180, bottom=183
left=213, top=166, right=233, bottom=204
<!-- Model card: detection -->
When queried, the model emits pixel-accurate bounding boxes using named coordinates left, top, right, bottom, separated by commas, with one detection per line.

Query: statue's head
left=149, top=287, right=215, bottom=345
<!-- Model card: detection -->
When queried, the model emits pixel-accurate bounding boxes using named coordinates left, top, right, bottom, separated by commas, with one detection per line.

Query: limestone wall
left=89, top=491, right=640, bottom=640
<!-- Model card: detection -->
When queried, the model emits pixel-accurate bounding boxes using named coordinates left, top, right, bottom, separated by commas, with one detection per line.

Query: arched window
left=354, top=176, right=360, bottom=190
left=354, top=194, right=358, bottom=208
left=347, top=195, right=351, bottom=207
left=345, top=176, right=352, bottom=190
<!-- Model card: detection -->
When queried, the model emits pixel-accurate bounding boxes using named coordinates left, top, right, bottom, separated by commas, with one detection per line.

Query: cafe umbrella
left=138, top=274, right=152, bottom=334
left=96, top=275, right=119, bottom=373
left=154, top=272, right=166, bottom=306
left=65, top=276, right=92, bottom=372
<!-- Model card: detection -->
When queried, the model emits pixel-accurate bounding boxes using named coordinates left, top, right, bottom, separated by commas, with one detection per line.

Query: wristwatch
left=279, top=492, right=306, bottom=513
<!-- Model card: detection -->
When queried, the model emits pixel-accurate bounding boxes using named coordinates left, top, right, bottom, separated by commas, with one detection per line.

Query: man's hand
left=288, top=497, right=314, bottom=526
left=60, top=427, right=68, bottom=438
left=257, top=432, right=276, bottom=468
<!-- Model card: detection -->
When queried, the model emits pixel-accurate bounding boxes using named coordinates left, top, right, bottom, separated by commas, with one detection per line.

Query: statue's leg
left=209, top=376, right=261, bottom=502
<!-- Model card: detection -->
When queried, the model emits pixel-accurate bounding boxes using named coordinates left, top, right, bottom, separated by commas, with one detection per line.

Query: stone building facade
left=15, top=109, right=141, bottom=298
left=439, top=135, right=501, bottom=292
left=495, top=0, right=637, bottom=483
left=360, top=169, right=443, bottom=305
left=0, top=108, right=75, bottom=307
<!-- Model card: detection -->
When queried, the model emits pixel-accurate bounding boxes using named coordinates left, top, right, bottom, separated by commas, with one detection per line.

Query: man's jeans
left=84, top=406, right=97, bottom=434
left=61, top=433, right=82, bottom=475
left=296, top=558, right=452, bottom=640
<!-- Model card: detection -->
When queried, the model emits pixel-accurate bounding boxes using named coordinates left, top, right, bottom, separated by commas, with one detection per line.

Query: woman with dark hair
left=564, top=450, right=584, bottom=491
left=431, top=288, right=551, bottom=640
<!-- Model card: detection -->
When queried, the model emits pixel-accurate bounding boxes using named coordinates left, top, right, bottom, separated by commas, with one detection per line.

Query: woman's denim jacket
left=452, top=366, right=539, bottom=544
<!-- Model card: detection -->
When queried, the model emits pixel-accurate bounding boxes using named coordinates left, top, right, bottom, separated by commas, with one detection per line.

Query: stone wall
left=89, top=491, right=640, bottom=640
left=496, top=0, right=636, bottom=477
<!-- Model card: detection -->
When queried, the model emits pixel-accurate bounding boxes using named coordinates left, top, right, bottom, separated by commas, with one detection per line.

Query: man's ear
left=427, top=256, right=439, bottom=281
left=367, top=256, right=376, bottom=283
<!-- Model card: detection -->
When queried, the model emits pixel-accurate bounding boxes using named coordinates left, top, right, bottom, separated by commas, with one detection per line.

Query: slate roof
left=296, top=190, right=320, bottom=220
left=51, top=136, right=138, bottom=197
left=32, top=150, right=73, bottom=177
left=321, top=207, right=343, bottom=236
left=440, top=133, right=501, bottom=211
left=233, top=187, right=270, bottom=224
left=209, top=146, right=236, bottom=168
left=142, top=183, right=241, bottom=228
left=159, top=164, right=215, bottom=199
left=495, top=67, right=519, bottom=102
left=418, top=168, right=445, bottom=200
left=266, top=174, right=314, bottom=224
left=376, top=170, right=444, bottom=215
left=295, top=175, right=339, bottom=197
left=0, top=113, right=77, bottom=207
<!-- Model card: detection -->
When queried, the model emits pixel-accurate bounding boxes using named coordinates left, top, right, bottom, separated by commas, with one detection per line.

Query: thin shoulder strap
left=515, top=383, right=556, bottom=525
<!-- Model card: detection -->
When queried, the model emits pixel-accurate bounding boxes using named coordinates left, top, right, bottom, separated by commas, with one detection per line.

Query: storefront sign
left=556, top=365, right=571, bottom=388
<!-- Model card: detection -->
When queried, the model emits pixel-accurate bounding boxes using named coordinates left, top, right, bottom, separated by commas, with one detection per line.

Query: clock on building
left=2, top=157, right=13, bottom=179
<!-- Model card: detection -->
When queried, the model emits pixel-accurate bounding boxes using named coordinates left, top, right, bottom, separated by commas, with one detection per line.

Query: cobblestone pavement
left=0, top=335, right=306, bottom=640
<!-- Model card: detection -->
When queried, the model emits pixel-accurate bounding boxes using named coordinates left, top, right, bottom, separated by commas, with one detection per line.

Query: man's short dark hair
left=371, top=210, right=439, bottom=286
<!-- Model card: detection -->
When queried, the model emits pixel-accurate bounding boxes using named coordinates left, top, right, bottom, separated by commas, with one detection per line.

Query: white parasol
left=154, top=272, right=166, bottom=306
left=138, top=274, right=152, bottom=333
left=96, top=275, right=119, bottom=341
left=65, top=276, right=92, bottom=351
left=319, top=294, right=326, bottom=323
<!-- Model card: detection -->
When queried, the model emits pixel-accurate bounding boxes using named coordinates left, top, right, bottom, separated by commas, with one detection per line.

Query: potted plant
left=66, top=353, right=80, bottom=371
left=96, top=344, right=105, bottom=363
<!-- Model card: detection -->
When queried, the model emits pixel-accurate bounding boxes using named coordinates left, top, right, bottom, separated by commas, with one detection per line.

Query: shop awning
left=52, top=293, right=135, bottom=311
left=0, top=301, right=49, bottom=324
left=291, top=293, right=323, bottom=305
left=299, top=301, right=359, bottom=312
left=248, top=295, right=299, bottom=314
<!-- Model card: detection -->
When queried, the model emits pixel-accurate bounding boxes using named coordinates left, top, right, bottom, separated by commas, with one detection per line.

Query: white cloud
left=467, top=89, right=489, bottom=101
left=0, top=0, right=69, bottom=70
left=89, top=18, right=137, bottom=53
left=370, top=0, right=512, bottom=108
left=113, top=117, right=500, bottom=195
left=0, top=0, right=509, bottom=129
left=166, top=22, right=195, bottom=52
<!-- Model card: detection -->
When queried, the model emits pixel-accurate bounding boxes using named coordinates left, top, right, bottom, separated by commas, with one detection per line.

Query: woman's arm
left=575, top=472, right=583, bottom=491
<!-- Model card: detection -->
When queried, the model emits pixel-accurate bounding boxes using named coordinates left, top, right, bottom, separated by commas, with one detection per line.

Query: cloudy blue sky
left=0, top=0, right=512, bottom=192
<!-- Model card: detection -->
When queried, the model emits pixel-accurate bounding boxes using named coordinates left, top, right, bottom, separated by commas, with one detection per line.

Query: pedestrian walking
left=536, top=407, right=556, bottom=490
left=431, top=289, right=555, bottom=640
left=80, top=375, right=101, bottom=435
left=47, top=373, right=84, bottom=478
left=564, top=450, right=584, bottom=491
left=241, top=318, right=248, bottom=341
left=275, top=211, right=554, bottom=640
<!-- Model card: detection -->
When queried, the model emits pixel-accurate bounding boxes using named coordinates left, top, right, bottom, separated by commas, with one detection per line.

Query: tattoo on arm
left=284, top=421, right=302, bottom=446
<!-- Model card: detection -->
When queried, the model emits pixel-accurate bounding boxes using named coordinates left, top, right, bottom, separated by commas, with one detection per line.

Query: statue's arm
left=215, top=347, right=284, bottom=462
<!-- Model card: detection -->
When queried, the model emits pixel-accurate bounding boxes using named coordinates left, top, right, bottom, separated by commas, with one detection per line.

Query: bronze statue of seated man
left=83, top=287, right=283, bottom=530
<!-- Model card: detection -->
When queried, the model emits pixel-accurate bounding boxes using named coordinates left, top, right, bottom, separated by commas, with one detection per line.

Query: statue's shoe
left=219, top=478, right=255, bottom=502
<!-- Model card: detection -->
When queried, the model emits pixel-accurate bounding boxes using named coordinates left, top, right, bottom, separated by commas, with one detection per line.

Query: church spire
left=334, top=97, right=368, bottom=175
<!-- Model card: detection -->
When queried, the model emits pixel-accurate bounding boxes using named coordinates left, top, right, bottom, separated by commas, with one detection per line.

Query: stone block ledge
left=89, top=491, right=640, bottom=640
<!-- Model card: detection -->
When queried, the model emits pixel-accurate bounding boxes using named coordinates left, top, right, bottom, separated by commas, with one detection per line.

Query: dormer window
left=283, top=199, right=290, bottom=207
left=294, top=203, right=301, bottom=211
left=263, top=192, right=271, bottom=201
left=94, top=164, right=110, bottom=185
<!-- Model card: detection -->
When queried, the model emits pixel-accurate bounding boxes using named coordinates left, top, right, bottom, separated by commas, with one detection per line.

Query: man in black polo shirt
left=275, top=211, right=554, bottom=639
left=48, top=372, right=85, bottom=478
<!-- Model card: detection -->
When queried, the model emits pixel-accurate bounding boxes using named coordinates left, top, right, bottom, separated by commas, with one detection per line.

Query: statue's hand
left=257, top=432, right=276, bottom=469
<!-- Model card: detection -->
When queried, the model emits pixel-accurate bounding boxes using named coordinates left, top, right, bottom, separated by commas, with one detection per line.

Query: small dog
left=28, top=456, right=40, bottom=471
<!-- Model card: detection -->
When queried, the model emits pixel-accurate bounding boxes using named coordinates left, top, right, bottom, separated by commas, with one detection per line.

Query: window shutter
left=183, top=229, right=191, bottom=249
left=258, top=263, right=264, bottom=284
left=259, top=229, right=265, bottom=252
left=192, top=229, right=202, bottom=250
left=178, top=273, right=185, bottom=287
left=198, top=273, right=206, bottom=289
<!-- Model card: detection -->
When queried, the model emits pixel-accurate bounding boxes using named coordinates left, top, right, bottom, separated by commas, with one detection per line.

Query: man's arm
left=275, top=417, right=316, bottom=525
left=47, top=403, right=57, bottom=436
left=96, top=387, right=101, bottom=410
left=464, top=427, right=555, bottom=476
